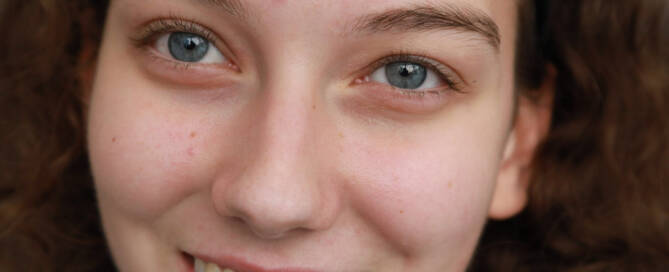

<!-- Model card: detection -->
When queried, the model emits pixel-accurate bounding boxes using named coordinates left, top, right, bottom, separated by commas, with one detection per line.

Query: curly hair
left=0, top=1, right=113, bottom=271
left=0, top=0, right=667, bottom=271
left=474, top=0, right=669, bottom=271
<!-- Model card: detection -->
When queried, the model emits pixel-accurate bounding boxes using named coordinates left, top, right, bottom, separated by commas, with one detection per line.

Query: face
left=87, top=0, right=526, bottom=271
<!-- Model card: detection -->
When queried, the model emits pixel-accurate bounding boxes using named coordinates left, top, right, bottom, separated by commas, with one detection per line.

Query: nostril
left=229, top=212, right=300, bottom=240
left=210, top=146, right=341, bottom=241
left=249, top=228, right=287, bottom=240
left=229, top=216, right=245, bottom=224
left=220, top=207, right=290, bottom=239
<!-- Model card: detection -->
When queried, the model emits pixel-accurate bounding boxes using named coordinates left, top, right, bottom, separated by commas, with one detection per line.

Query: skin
left=87, top=0, right=551, bottom=271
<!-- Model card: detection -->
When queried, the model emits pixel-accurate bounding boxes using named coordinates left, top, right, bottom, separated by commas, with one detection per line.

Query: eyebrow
left=196, top=0, right=247, bottom=18
left=194, top=0, right=500, bottom=50
left=352, top=4, right=501, bottom=50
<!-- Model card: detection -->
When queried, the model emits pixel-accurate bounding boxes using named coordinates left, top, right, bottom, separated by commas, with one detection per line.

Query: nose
left=211, top=87, right=339, bottom=239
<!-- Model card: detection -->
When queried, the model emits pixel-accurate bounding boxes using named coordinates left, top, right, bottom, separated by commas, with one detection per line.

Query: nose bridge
left=212, top=61, right=336, bottom=239
left=254, top=58, right=317, bottom=188
left=261, top=78, right=313, bottom=163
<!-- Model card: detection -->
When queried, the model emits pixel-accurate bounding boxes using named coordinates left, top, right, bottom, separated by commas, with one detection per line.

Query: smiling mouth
left=182, top=252, right=239, bottom=272
left=194, top=256, right=237, bottom=272
left=182, top=250, right=319, bottom=272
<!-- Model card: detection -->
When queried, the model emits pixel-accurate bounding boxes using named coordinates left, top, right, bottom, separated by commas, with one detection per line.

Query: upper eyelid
left=371, top=54, right=464, bottom=91
left=131, top=17, right=245, bottom=71
left=132, top=19, right=464, bottom=90
left=131, top=17, right=219, bottom=48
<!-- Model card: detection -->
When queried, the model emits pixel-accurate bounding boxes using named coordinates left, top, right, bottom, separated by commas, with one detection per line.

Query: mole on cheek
left=190, top=131, right=197, bottom=138
left=111, top=137, right=117, bottom=143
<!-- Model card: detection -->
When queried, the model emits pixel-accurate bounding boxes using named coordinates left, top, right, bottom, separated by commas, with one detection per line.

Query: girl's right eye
left=155, top=32, right=226, bottom=64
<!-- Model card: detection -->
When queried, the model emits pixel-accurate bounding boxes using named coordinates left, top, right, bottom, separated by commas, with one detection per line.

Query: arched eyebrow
left=352, top=5, right=501, bottom=50
left=195, top=0, right=500, bottom=50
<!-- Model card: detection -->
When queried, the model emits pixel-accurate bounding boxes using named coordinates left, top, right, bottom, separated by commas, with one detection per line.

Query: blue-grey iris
left=168, top=32, right=210, bottom=62
left=385, top=62, right=427, bottom=89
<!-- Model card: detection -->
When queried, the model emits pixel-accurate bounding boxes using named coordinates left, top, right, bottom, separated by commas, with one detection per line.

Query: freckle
left=312, top=104, right=316, bottom=110
left=448, top=182, right=453, bottom=188
left=338, top=132, right=344, bottom=138
left=190, top=131, right=197, bottom=138
left=111, top=137, right=116, bottom=143
left=400, top=210, right=404, bottom=214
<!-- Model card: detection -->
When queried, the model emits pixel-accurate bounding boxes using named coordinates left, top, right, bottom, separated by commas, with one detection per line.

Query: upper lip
left=189, top=252, right=320, bottom=272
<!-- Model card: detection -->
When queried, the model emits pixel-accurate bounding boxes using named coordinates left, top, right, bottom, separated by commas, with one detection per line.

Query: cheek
left=86, top=48, right=232, bottom=221
left=336, top=112, right=507, bottom=256
left=346, top=143, right=495, bottom=248
left=88, top=92, right=198, bottom=220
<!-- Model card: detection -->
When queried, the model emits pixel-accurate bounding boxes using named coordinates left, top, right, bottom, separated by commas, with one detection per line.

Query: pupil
left=184, top=39, right=197, bottom=50
left=400, top=67, right=411, bottom=77
left=385, top=62, right=427, bottom=89
left=168, top=32, right=210, bottom=62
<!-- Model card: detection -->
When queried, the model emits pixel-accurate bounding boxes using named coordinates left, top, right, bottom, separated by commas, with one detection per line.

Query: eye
left=369, top=61, right=444, bottom=90
left=155, top=32, right=226, bottom=63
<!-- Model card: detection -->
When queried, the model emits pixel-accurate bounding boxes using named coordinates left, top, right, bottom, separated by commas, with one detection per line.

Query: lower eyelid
left=132, top=43, right=240, bottom=88
left=345, top=82, right=453, bottom=117
left=145, top=45, right=235, bottom=71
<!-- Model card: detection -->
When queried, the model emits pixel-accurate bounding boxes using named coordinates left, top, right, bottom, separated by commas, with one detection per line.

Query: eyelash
left=132, top=18, right=464, bottom=95
left=131, top=17, right=227, bottom=70
left=133, top=17, right=217, bottom=46
left=366, top=52, right=463, bottom=93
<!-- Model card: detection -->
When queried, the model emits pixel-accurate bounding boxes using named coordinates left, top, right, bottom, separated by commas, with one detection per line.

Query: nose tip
left=226, top=195, right=318, bottom=239
left=209, top=79, right=339, bottom=239
left=224, top=188, right=319, bottom=238
left=212, top=164, right=338, bottom=239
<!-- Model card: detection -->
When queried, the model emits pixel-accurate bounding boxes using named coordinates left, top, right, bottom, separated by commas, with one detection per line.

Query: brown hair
left=0, top=1, right=112, bottom=271
left=474, top=0, right=669, bottom=271
left=0, top=0, right=667, bottom=271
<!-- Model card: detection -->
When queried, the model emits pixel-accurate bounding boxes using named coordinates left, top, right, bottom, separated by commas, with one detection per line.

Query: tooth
left=205, top=262, right=222, bottom=272
left=194, top=258, right=206, bottom=272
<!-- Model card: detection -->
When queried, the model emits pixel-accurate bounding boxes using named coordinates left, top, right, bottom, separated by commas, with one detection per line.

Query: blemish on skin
left=338, top=132, right=344, bottom=138
left=111, top=137, right=116, bottom=143
left=189, top=131, right=197, bottom=138
left=187, top=147, right=195, bottom=157
left=448, top=182, right=453, bottom=189
left=400, top=210, right=404, bottom=214
left=312, top=104, right=316, bottom=110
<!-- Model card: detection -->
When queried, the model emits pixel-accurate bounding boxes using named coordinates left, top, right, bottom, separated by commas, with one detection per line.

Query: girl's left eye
left=155, top=32, right=226, bottom=63
left=369, top=61, right=444, bottom=90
